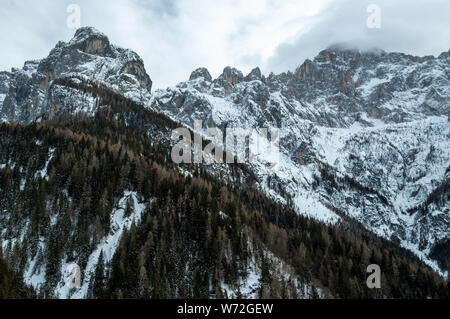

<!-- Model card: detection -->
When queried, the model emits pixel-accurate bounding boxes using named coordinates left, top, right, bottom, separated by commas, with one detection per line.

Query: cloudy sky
left=1, top=0, right=449, bottom=89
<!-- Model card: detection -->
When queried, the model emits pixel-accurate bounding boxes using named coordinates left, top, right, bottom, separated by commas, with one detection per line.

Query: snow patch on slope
left=35, top=148, right=55, bottom=181
left=62, top=191, right=147, bottom=299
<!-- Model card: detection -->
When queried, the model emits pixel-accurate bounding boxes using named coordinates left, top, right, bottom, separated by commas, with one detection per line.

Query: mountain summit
left=0, top=27, right=152, bottom=123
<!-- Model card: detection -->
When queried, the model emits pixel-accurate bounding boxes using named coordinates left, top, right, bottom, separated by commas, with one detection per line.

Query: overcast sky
left=1, top=0, right=449, bottom=89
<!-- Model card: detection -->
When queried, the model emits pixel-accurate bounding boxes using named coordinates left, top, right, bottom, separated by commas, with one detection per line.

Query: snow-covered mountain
left=0, top=27, right=152, bottom=124
left=0, top=27, right=449, bottom=282
left=148, top=46, right=450, bottom=275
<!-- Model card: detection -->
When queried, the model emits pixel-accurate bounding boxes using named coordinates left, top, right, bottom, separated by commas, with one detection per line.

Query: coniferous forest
left=0, top=79, right=448, bottom=299
left=0, top=246, right=35, bottom=298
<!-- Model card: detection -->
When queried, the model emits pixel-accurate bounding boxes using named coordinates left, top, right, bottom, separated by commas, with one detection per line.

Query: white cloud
left=266, top=0, right=450, bottom=74
left=0, top=0, right=448, bottom=90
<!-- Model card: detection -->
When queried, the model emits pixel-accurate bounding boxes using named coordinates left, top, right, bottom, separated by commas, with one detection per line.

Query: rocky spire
left=221, top=66, right=244, bottom=85
left=68, top=27, right=114, bottom=57
left=245, top=67, right=262, bottom=81
left=189, top=67, right=212, bottom=82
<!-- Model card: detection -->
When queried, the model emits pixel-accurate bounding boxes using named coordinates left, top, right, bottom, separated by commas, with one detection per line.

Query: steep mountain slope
left=149, top=47, right=450, bottom=274
left=0, top=108, right=448, bottom=299
left=0, top=27, right=448, bottom=295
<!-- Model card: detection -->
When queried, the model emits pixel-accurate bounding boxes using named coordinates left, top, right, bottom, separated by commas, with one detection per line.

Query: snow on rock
left=221, top=239, right=321, bottom=299
left=149, top=48, right=450, bottom=272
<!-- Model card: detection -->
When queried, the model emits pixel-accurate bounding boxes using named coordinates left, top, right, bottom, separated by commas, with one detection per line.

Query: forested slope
left=0, top=106, right=448, bottom=298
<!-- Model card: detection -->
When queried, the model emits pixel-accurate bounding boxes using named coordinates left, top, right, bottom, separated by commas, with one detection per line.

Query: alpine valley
left=0, top=27, right=448, bottom=299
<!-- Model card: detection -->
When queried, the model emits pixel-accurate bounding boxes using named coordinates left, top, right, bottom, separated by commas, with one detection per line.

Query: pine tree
left=93, top=250, right=105, bottom=299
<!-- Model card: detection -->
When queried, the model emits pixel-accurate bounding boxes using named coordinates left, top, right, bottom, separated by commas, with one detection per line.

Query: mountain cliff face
left=0, top=27, right=449, bottom=298
left=149, top=46, right=450, bottom=274
left=0, top=27, right=152, bottom=124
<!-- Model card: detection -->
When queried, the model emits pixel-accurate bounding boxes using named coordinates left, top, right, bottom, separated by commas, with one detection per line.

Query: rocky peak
left=221, top=66, right=244, bottom=85
left=189, top=67, right=212, bottom=82
left=295, top=59, right=318, bottom=85
left=0, top=26, right=153, bottom=123
left=68, top=27, right=114, bottom=57
left=245, top=67, right=262, bottom=81
left=314, top=50, right=337, bottom=64
left=438, top=49, right=450, bottom=60
left=325, top=43, right=385, bottom=56
left=71, top=27, right=107, bottom=41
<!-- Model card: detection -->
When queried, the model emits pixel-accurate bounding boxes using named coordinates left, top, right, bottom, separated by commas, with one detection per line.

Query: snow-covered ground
left=221, top=239, right=321, bottom=299
left=1, top=189, right=148, bottom=299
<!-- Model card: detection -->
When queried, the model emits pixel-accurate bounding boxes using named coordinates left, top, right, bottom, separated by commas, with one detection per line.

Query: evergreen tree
left=92, top=251, right=105, bottom=299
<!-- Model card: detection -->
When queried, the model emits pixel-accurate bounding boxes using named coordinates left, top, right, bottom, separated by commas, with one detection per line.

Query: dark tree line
left=0, top=76, right=448, bottom=299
